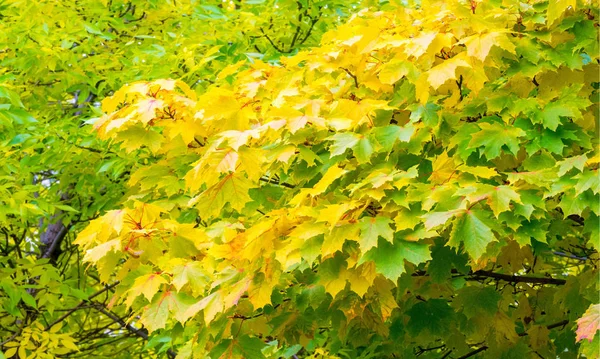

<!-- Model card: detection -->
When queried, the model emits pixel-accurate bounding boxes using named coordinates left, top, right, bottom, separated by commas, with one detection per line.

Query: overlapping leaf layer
left=77, top=1, right=599, bottom=358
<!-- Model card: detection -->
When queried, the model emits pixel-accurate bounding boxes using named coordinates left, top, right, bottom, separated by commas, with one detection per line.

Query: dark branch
left=45, top=281, right=120, bottom=331
left=259, top=176, right=295, bottom=189
left=456, top=345, right=487, bottom=359
left=415, top=269, right=567, bottom=286
left=260, top=28, right=286, bottom=53
left=340, top=67, right=359, bottom=88
left=551, top=251, right=588, bottom=261
left=93, top=303, right=177, bottom=359
left=471, top=270, right=566, bottom=285
left=41, top=224, right=71, bottom=260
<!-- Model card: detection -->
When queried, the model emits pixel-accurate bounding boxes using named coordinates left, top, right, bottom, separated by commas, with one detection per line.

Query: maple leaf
left=309, top=165, right=347, bottom=196
left=410, top=103, right=440, bottom=127
left=328, top=132, right=360, bottom=157
left=318, top=255, right=349, bottom=297
left=427, top=55, right=471, bottom=89
left=126, top=273, right=168, bottom=305
left=215, top=150, right=239, bottom=174
left=422, top=210, right=461, bottom=230
left=378, top=60, right=417, bottom=85
left=542, top=102, right=575, bottom=131
left=407, top=299, right=454, bottom=336
left=459, top=166, right=498, bottom=179
left=429, top=151, right=456, bottom=184
left=453, top=286, right=501, bottom=319
left=115, top=126, right=165, bottom=154
left=346, top=262, right=377, bottom=297
left=577, top=304, right=600, bottom=342
left=358, top=215, right=394, bottom=252
left=191, top=172, right=254, bottom=218
left=449, top=210, right=496, bottom=260
left=140, top=296, right=169, bottom=332
left=82, top=239, right=121, bottom=263
left=487, top=185, right=522, bottom=218
left=573, top=170, right=599, bottom=195
left=556, top=154, right=587, bottom=176
left=170, top=260, right=210, bottom=295
left=493, top=311, right=519, bottom=344
left=359, top=238, right=431, bottom=281
left=468, top=122, right=526, bottom=159
left=461, top=32, right=516, bottom=62
left=135, top=98, right=165, bottom=124
left=371, top=124, right=415, bottom=151
left=547, top=0, right=577, bottom=25
left=182, top=291, right=223, bottom=325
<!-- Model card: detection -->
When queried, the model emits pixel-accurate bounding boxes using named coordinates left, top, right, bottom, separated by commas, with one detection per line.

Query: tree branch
left=453, top=319, right=569, bottom=359
left=414, top=269, right=567, bottom=286
left=41, top=224, right=71, bottom=260
left=45, top=281, right=120, bottom=331
left=259, top=176, right=295, bottom=189
left=93, top=303, right=177, bottom=359
left=340, top=67, right=359, bottom=88
left=471, top=270, right=566, bottom=285
left=551, top=251, right=589, bottom=261
left=260, top=28, right=286, bottom=53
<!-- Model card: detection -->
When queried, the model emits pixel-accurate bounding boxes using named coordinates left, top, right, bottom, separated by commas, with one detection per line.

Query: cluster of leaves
left=73, top=0, right=600, bottom=358
left=0, top=0, right=366, bottom=358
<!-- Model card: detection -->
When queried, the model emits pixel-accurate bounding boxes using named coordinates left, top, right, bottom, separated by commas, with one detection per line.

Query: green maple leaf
left=371, top=124, right=414, bottom=152
left=140, top=296, right=169, bottom=332
left=126, top=273, right=168, bottom=305
left=378, top=60, right=418, bottom=84
left=358, top=215, right=394, bottom=251
left=453, top=286, right=501, bottom=319
left=409, top=102, right=440, bottom=127
left=422, top=210, right=461, bottom=230
left=468, top=121, right=526, bottom=159
left=574, top=170, right=599, bottom=195
left=328, top=132, right=360, bottom=157
left=427, top=243, right=468, bottom=283
left=540, top=102, right=574, bottom=131
left=449, top=210, right=496, bottom=260
left=448, top=123, right=479, bottom=160
left=514, top=219, right=548, bottom=246
left=488, top=185, right=522, bottom=218
left=328, top=132, right=374, bottom=163
left=354, top=137, right=374, bottom=163
left=210, top=336, right=266, bottom=359
left=171, top=261, right=210, bottom=295
left=406, top=299, right=454, bottom=336
left=359, top=237, right=431, bottom=281
left=115, top=126, right=165, bottom=154
left=192, top=172, right=254, bottom=218
left=557, top=154, right=587, bottom=176
left=560, top=189, right=597, bottom=216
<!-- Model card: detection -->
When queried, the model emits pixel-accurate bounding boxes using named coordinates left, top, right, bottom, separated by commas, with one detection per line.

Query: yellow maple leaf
left=427, top=54, right=471, bottom=89
left=461, top=32, right=516, bottom=62
left=126, top=273, right=168, bottom=305
left=309, top=165, right=348, bottom=196
left=429, top=151, right=457, bottom=184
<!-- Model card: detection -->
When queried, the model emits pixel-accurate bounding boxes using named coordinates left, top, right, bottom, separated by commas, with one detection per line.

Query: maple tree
left=0, top=0, right=362, bottom=358
left=1, top=0, right=599, bottom=358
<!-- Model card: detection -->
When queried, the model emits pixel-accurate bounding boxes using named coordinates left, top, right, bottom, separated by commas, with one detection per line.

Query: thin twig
left=453, top=319, right=569, bottom=359
left=340, top=67, right=359, bottom=88
left=93, top=303, right=177, bottom=359
left=45, top=281, right=120, bottom=331
left=259, top=176, right=295, bottom=189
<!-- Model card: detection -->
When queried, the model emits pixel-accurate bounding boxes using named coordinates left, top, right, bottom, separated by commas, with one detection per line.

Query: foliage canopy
left=1, top=0, right=600, bottom=359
